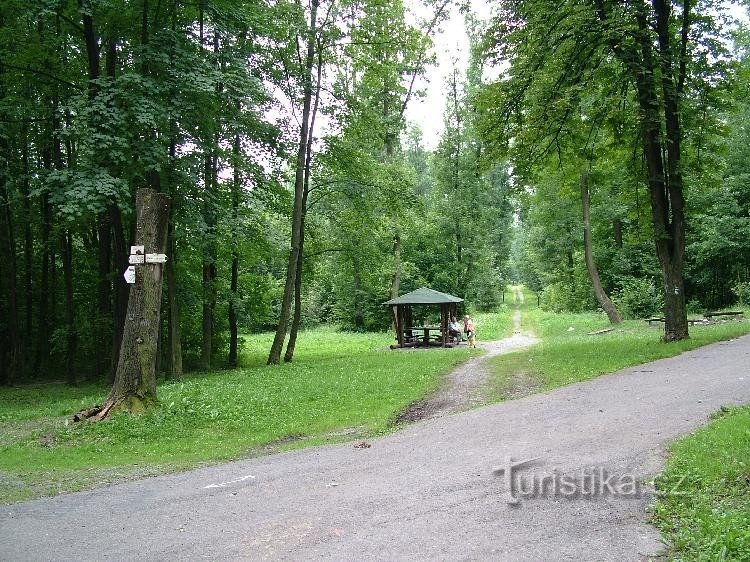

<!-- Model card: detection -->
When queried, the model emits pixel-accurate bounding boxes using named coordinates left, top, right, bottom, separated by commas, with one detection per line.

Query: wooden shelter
left=383, top=287, right=464, bottom=348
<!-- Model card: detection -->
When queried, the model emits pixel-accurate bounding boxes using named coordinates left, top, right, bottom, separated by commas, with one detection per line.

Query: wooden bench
left=704, top=311, right=744, bottom=320
left=645, top=317, right=704, bottom=326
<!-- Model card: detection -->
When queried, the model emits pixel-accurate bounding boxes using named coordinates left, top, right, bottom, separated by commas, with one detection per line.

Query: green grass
left=651, top=405, right=750, bottom=560
left=0, top=326, right=478, bottom=504
left=487, top=304, right=750, bottom=400
left=472, top=305, right=514, bottom=340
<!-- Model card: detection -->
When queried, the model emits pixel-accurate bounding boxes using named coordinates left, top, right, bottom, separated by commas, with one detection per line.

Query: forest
left=1, top=0, right=749, bottom=387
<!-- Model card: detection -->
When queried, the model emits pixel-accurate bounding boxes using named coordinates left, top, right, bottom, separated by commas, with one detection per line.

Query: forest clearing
left=2, top=0, right=750, bottom=559
left=1, top=286, right=748, bottom=508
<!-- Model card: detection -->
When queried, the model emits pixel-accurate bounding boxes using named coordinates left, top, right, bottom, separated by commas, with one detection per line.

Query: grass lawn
left=486, top=297, right=750, bottom=400
left=651, top=405, right=750, bottom=559
left=472, top=305, right=515, bottom=341
left=0, top=326, right=476, bottom=504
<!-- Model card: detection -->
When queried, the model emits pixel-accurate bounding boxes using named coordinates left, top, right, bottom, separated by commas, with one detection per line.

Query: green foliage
left=539, top=278, right=594, bottom=314
left=732, top=281, right=750, bottom=306
left=611, top=277, right=664, bottom=319
left=651, top=405, right=750, bottom=560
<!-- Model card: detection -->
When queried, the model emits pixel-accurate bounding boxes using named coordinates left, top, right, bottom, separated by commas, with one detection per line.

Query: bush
left=731, top=281, right=750, bottom=306
left=686, top=298, right=704, bottom=315
left=540, top=281, right=595, bottom=313
left=612, top=277, right=663, bottom=319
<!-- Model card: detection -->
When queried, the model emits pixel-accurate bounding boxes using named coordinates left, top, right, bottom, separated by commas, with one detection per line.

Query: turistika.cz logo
left=492, top=457, right=642, bottom=505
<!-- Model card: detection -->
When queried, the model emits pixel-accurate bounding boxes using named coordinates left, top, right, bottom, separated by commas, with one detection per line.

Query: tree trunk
left=35, top=192, right=51, bottom=372
left=78, top=189, right=170, bottom=420
left=581, top=171, right=621, bottom=324
left=165, top=218, right=182, bottom=379
left=0, top=153, right=20, bottom=385
left=96, top=212, right=112, bottom=379
left=228, top=134, right=241, bottom=368
left=353, top=256, right=365, bottom=331
left=284, top=42, right=324, bottom=364
left=60, top=229, right=76, bottom=386
left=634, top=3, right=688, bottom=341
left=164, top=3, right=183, bottom=380
left=111, top=204, right=129, bottom=378
left=283, top=204, right=306, bottom=363
left=21, top=120, right=33, bottom=346
left=201, top=151, right=216, bottom=370
left=268, top=0, right=319, bottom=365
left=596, top=0, right=689, bottom=341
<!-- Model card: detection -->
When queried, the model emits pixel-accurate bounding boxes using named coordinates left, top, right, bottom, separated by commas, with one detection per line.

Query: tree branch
left=1, top=63, right=82, bottom=90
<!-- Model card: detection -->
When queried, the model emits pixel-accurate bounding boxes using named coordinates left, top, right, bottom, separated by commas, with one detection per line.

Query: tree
left=581, top=170, right=621, bottom=323
left=77, top=189, right=170, bottom=419
left=479, top=0, right=733, bottom=341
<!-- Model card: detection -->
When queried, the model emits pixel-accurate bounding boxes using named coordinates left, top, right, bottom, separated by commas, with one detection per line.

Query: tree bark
left=228, top=134, right=241, bottom=368
left=595, top=0, right=689, bottom=341
left=164, top=4, right=182, bottom=379
left=60, top=229, right=76, bottom=386
left=21, top=120, right=33, bottom=345
left=581, top=171, right=621, bottom=324
left=284, top=41, right=324, bottom=363
left=201, top=152, right=216, bottom=370
left=165, top=220, right=182, bottom=378
left=0, top=147, right=20, bottom=385
left=78, top=189, right=170, bottom=420
left=110, top=204, right=129, bottom=378
left=96, top=212, right=112, bottom=379
left=268, top=0, right=319, bottom=365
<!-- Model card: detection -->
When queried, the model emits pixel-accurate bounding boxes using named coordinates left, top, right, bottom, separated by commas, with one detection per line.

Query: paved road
left=2, top=336, right=749, bottom=561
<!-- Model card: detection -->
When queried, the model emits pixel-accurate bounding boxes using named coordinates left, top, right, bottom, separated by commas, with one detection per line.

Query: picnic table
left=406, top=326, right=442, bottom=345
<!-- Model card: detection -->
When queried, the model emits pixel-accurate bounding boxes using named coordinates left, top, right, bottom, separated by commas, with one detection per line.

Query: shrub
left=612, top=277, right=663, bottom=319
left=686, top=298, right=704, bottom=315
left=540, top=281, right=595, bottom=313
left=731, top=281, right=750, bottom=306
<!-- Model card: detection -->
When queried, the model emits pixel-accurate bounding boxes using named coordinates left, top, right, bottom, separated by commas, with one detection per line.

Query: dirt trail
left=398, top=286, right=539, bottom=421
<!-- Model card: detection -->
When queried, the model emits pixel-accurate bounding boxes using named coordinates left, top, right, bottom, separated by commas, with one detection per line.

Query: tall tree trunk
left=200, top=20, right=219, bottom=370
left=596, top=0, right=689, bottom=341
left=611, top=185, right=623, bottom=249
left=96, top=212, right=112, bottom=379
left=165, top=220, right=182, bottom=378
left=284, top=43, right=324, bottom=363
left=228, top=134, right=240, bottom=368
left=0, top=149, right=20, bottom=385
left=21, top=119, right=33, bottom=346
left=283, top=203, right=306, bottom=363
left=353, top=257, right=365, bottom=331
left=581, top=171, right=621, bottom=324
left=60, top=229, right=76, bottom=386
left=36, top=192, right=51, bottom=372
left=201, top=153, right=216, bottom=370
left=111, top=205, right=128, bottom=378
left=268, top=0, right=319, bottom=365
left=79, top=189, right=170, bottom=420
left=164, top=2, right=182, bottom=379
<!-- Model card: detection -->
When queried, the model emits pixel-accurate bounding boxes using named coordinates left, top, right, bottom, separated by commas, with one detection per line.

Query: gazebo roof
left=383, top=287, right=464, bottom=306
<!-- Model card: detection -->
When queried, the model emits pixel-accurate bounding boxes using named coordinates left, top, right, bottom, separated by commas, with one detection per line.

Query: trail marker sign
left=145, top=253, right=167, bottom=264
left=123, top=265, right=136, bottom=284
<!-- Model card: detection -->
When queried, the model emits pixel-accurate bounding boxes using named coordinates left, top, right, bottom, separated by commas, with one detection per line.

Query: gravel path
left=398, top=295, right=539, bottom=421
left=3, top=336, right=749, bottom=561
